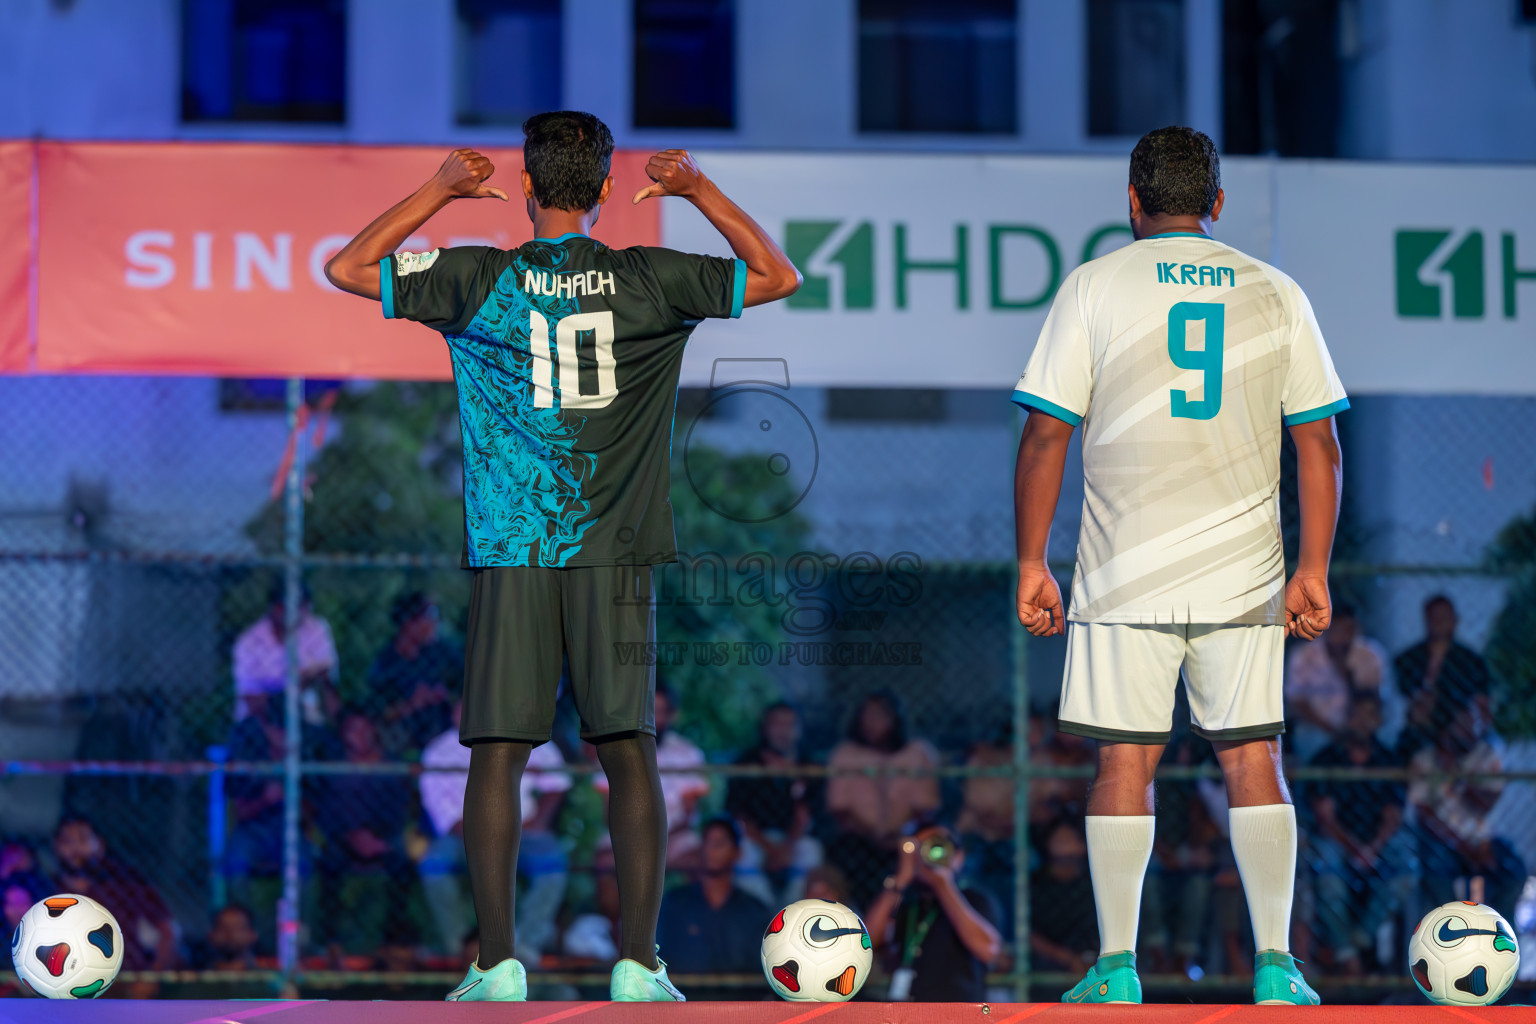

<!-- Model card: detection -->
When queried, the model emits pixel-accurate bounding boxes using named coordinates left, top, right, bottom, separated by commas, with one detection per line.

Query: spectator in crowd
left=419, top=700, right=571, bottom=961
left=955, top=721, right=1015, bottom=938
left=201, top=903, right=260, bottom=971
left=233, top=581, right=339, bottom=726
left=656, top=818, right=772, bottom=999
left=223, top=692, right=330, bottom=945
left=865, top=824, right=1001, bottom=1002
left=2, top=877, right=37, bottom=977
left=1394, top=594, right=1493, bottom=759
left=313, top=712, right=415, bottom=956
left=1029, top=718, right=1095, bottom=844
left=0, top=840, right=50, bottom=897
left=1140, top=732, right=1220, bottom=975
left=594, top=682, right=709, bottom=871
left=1027, top=820, right=1098, bottom=978
left=727, top=701, right=823, bottom=906
left=803, top=863, right=852, bottom=905
left=1284, top=604, right=1390, bottom=759
left=364, top=591, right=463, bottom=757
left=1410, top=699, right=1526, bottom=914
left=825, top=691, right=941, bottom=909
left=1305, top=691, right=1415, bottom=974
left=52, top=816, right=179, bottom=975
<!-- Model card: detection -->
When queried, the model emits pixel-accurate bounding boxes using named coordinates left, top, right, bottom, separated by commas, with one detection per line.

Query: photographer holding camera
left=865, top=824, right=1002, bottom=1001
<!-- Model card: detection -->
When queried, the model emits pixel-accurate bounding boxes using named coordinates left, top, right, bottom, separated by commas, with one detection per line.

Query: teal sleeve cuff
left=1011, top=389, right=1084, bottom=427
left=1283, top=397, right=1349, bottom=426
left=380, top=257, right=395, bottom=319
left=730, top=258, right=747, bottom=319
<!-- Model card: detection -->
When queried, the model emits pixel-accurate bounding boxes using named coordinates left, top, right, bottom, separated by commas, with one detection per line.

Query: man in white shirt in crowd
left=420, top=701, right=571, bottom=961
left=232, top=581, right=339, bottom=726
left=1284, top=603, right=1394, bottom=759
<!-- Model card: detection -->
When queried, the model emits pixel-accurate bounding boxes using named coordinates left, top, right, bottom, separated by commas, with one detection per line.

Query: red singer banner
left=0, top=142, right=32, bottom=373
left=35, top=142, right=660, bottom=379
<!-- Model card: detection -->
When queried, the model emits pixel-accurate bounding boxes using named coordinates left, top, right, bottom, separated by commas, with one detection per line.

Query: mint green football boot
left=445, top=956, right=527, bottom=1001
left=1253, top=950, right=1319, bottom=1006
left=611, top=955, right=686, bottom=1001
left=1061, top=950, right=1142, bottom=1004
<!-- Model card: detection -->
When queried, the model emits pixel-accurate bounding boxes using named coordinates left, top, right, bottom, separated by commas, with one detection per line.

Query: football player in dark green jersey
left=327, top=111, right=799, bottom=1001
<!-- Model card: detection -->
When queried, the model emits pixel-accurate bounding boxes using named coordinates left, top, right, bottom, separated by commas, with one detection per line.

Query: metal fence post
left=279, top=376, right=306, bottom=993
left=1012, top=609, right=1031, bottom=1001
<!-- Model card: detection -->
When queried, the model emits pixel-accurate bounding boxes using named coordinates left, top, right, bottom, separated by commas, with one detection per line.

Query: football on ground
left=1408, top=900, right=1520, bottom=1006
left=12, top=894, right=124, bottom=999
left=761, top=898, right=873, bottom=1002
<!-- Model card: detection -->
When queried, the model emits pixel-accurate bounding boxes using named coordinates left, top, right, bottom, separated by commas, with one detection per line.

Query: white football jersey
left=1014, top=231, right=1348, bottom=625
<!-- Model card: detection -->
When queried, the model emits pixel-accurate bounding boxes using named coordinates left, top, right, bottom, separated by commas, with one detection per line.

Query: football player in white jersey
left=1012, top=126, right=1345, bottom=1005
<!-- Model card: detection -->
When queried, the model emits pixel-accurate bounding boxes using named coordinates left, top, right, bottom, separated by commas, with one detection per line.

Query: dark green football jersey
left=381, top=233, right=744, bottom=568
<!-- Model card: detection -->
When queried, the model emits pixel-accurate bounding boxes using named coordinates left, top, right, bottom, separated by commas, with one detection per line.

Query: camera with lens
left=902, top=828, right=958, bottom=870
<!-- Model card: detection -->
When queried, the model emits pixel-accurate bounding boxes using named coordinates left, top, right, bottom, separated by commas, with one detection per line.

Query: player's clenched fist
left=1284, top=572, right=1332, bottom=641
left=1017, top=563, right=1065, bottom=637
left=632, top=149, right=706, bottom=204
left=432, top=148, right=508, bottom=201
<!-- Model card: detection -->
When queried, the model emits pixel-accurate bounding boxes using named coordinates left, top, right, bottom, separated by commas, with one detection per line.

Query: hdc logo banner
left=664, top=152, right=1276, bottom=389
left=1278, top=162, right=1535, bottom=395
left=1395, top=228, right=1536, bottom=321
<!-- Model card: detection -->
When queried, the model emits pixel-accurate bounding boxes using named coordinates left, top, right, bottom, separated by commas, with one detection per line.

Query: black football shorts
left=459, top=564, right=656, bottom=744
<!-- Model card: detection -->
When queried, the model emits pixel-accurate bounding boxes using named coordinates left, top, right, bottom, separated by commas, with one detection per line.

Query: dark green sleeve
left=640, top=247, right=746, bottom=324
left=380, top=246, right=493, bottom=333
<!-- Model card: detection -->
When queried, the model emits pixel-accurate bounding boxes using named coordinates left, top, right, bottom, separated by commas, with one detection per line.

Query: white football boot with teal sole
left=445, top=957, right=527, bottom=1001
left=611, top=955, right=686, bottom=1001
left=1061, top=950, right=1142, bottom=1004
left=1253, top=950, right=1319, bottom=1005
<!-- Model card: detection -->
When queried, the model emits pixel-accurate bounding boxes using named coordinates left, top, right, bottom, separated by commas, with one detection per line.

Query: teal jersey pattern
left=382, top=235, right=744, bottom=568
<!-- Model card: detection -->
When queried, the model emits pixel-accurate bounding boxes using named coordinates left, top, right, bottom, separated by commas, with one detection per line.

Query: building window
left=1221, top=0, right=1340, bottom=157
left=182, top=0, right=346, bottom=123
left=1086, top=0, right=1185, bottom=137
left=633, top=0, right=735, bottom=129
left=456, top=0, right=562, bottom=126
left=858, top=0, right=1017, bottom=135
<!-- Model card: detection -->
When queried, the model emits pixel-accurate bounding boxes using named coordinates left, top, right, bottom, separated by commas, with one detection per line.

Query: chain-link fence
left=2, top=378, right=1535, bottom=1002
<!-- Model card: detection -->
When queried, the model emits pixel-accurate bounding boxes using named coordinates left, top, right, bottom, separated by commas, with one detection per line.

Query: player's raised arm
left=324, top=149, right=508, bottom=301
left=1013, top=409, right=1075, bottom=636
left=1285, top=415, right=1343, bottom=641
left=632, top=149, right=800, bottom=306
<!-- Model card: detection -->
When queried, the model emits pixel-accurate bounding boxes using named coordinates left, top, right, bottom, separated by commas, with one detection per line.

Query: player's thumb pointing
left=632, top=183, right=665, bottom=205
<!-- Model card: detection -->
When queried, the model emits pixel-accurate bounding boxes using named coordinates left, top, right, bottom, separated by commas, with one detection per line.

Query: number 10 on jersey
left=1168, top=301, right=1225, bottom=420
left=531, top=310, right=617, bottom=410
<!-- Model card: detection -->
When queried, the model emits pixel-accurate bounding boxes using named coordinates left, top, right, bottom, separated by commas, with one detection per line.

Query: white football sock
left=1229, top=803, right=1297, bottom=953
left=1085, top=815, right=1156, bottom=956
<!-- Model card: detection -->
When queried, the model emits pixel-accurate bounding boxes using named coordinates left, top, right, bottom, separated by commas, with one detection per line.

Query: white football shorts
left=1057, top=622, right=1285, bottom=744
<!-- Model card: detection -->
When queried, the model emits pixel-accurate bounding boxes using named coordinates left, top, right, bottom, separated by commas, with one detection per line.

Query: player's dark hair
left=654, top=680, right=676, bottom=706
left=1333, top=602, right=1358, bottom=622
left=847, top=689, right=909, bottom=753
left=1424, top=593, right=1455, bottom=614
left=522, top=111, right=615, bottom=213
left=1129, top=126, right=1221, bottom=218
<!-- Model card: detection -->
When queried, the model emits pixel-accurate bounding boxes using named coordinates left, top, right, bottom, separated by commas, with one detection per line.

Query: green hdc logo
left=1395, top=229, right=1535, bottom=319
left=784, top=220, right=1132, bottom=312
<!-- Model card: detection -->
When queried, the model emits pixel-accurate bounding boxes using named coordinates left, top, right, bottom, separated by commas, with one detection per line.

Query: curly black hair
left=522, top=110, right=615, bottom=213
left=1129, top=125, right=1221, bottom=217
